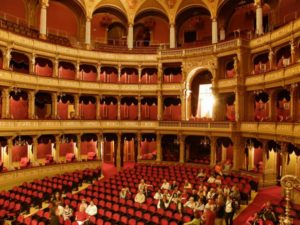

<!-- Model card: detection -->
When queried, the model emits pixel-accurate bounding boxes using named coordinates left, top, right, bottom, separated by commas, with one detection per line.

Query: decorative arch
left=185, top=67, right=213, bottom=90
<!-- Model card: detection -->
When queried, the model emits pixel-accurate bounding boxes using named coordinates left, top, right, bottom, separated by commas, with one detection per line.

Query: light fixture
left=200, top=136, right=210, bottom=146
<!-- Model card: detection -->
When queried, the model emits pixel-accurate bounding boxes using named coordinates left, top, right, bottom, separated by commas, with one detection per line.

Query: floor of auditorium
left=6, top=162, right=282, bottom=224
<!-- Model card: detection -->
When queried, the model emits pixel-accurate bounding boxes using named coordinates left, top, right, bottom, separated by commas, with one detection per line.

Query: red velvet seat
left=66, top=153, right=75, bottom=162
left=87, top=152, right=96, bottom=160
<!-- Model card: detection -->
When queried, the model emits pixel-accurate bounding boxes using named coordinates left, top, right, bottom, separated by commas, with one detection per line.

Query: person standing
left=224, top=196, right=234, bottom=225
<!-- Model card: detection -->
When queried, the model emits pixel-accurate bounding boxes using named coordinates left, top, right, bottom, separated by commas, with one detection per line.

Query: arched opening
left=59, top=134, right=77, bottom=162
left=163, top=97, right=181, bottom=121
left=163, top=63, right=182, bottom=83
left=0, top=137, right=8, bottom=171
left=245, top=138, right=263, bottom=173
left=216, top=137, right=233, bottom=164
left=81, top=134, right=98, bottom=160
left=266, top=140, right=282, bottom=181
left=140, top=134, right=156, bottom=160
left=141, top=97, right=157, bottom=121
left=100, top=96, right=118, bottom=120
left=9, top=90, right=28, bottom=119
left=0, top=0, right=26, bottom=23
left=225, top=93, right=236, bottom=121
left=176, top=6, right=211, bottom=47
left=58, top=61, right=76, bottom=80
left=107, top=22, right=127, bottom=46
left=0, top=51, right=3, bottom=69
left=35, top=92, right=52, bottom=119
left=134, top=10, right=169, bottom=47
left=12, top=136, right=32, bottom=168
left=190, top=70, right=213, bottom=121
left=37, top=135, right=55, bottom=164
left=57, top=94, right=74, bottom=119
left=35, top=57, right=53, bottom=77
left=276, top=45, right=291, bottom=68
left=100, top=66, right=118, bottom=83
left=92, top=6, right=127, bottom=46
left=254, top=91, right=269, bottom=121
left=252, top=52, right=269, bottom=74
left=79, top=96, right=96, bottom=120
left=121, top=133, right=137, bottom=166
left=161, top=135, right=179, bottom=162
left=120, top=97, right=138, bottom=120
left=120, top=67, right=138, bottom=84
left=103, top=133, right=117, bottom=165
left=79, top=64, right=97, bottom=81
left=10, top=51, right=29, bottom=74
left=185, top=136, right=210, bottom=164
left=276, top=89, right=291, bottom=122
left=141, top=68, right=158, bottom=84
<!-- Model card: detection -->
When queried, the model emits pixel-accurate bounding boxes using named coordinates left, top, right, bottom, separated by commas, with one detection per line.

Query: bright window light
left=197, top=84, right=214, bottom=118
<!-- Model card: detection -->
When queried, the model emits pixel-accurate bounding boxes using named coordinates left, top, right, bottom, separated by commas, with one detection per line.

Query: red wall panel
left=12, top=145, right=27, bottom=162
left=37, top=143, right=52, bottom=159
left=10, top=98, right=28, bottom=119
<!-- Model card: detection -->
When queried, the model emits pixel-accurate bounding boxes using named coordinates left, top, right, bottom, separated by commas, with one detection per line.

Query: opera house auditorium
left=0, top=0, right=300, bottom=224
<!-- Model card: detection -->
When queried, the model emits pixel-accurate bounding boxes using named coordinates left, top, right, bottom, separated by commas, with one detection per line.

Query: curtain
left=57, top=102, right=68, bottom=119
left=59, top=143, right=74, bottom=156
left=35, top=64, right=53, bottom=77
left=10, top=98, right=28, bottom=119
left=80, top=141, right=97, bottom=154
left=37, top=143, right=52, bottom=159
left=12, top=145, right=28, bottom=162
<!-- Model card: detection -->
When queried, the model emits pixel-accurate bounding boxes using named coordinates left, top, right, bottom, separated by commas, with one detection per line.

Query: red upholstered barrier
left=10, top=98, right=28, bottom=119
left=37, top=143, right=52, bottom=159
left=80, top=103, right=96, bottom=120
left=35, top=64, right=53, bottom=77
left=254, top=101, right=269, bottom=121
left=57, top=102, right=68, bottom=119
left=226, top=104, right=235, bottom=121
left=12, top=145, right=28, bottom=162
left=59, top=143, right=74, bottom=157
left=59, top=67, right=76, bottom=80
left=81, top=70, right=97, bottom=81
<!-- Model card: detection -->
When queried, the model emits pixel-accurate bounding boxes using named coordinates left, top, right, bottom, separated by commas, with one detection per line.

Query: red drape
left=254, top=147, right=263, bottom=166
left=57, top=102, right=68, bottom=119
left=10, top=98, right=28, bottom=119
left=141, top=74, right=158, bottom=84
left=35, top=64, right=53, bottom=77
left=59, top=143, right=74, bottom=156
left=277, top=100, right=290, bottom=121
left=0, top=58, right=3, bottom=69
left=226, top=145, right=233, bottom=162
left=36, top=105, right=49, bottom=119
left=226, top=105, right=235, bottom=121
left=120, top=73, right=138, bottom=84
left=37, top=143, right=52, bottom=159
left=81, top=70, right=97, bottom=81
left=226, top=69, right=235, bottom=78
left=163, top=74, right=182, bottom=83
left=100, top=72, right=118, bottom=83
left=254, top=101, right=269, bottom=121
left=80, top=103, right=96, bottom=120
left=59, top=67, right=76, bottom=80
left=80, top=141, right=96, bottom=154
left=101, top=104, right=117, bottom=120
left=12, top=145, right=28, bottom=162
left=103, top=141, right=114, bottom=162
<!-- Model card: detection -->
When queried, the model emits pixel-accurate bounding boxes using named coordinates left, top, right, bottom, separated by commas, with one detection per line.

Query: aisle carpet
left=233, top=186, right=281, bottom=224
left=102, top=162, right=135, bottom=178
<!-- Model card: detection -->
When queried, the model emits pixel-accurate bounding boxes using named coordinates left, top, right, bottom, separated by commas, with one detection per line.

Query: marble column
left=28, top=90, right=36, bottom=119
left=74, top=94, right=80, bottom=119
left=212, top=17, right=218, bottom=44
left=96, top=96, right=101, bottom=119
left=169, top=23, right=176, bottom=48
left=39, top=1, right=48, bottom=39
left=157, top=92, right=162, bottom=120
left=127, top=23, right=133, bottom=49
left=85, top=17, right=91, bottom=48
left=2, top=88, right=10, bottom=119
left=210, top=136, right=217, bottom=167
left=255, top=0, right=263, bottom=35
left=54, top=136, right=60, bottom=162
left=117, top=96, right=121, bottom=120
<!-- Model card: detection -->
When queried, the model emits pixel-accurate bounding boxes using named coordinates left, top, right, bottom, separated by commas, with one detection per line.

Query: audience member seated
left=75, top=207, right=88, bottom=225
left=78, top=199, right=88, bottom=212
left=153, top=189, right=163, bottom=200
left=223, top=161, right=232, bottom=176
left=205, top=199, right=216, bottom=212
left=51, top=192, right=63, bottom=205
left=214, top=163, right=223, bottom=176
left=119, top=187, right=130, bottom=199
left=207, top=174, right=216, bottom=184
left=134, top=190, right=146, bottom=204
left=195, top=198, right=205, bottom=212
left=170, top=180, right=178, bottom=190
left=161, top=179, right=170, bottom=190
left=85, top=200, right=97, bottom=216
left=184, top=197, right=196, bottom=209
left=197, top=168, right=207, bottom=179
left=20, top=157, right=30, bottom=168
left=157, top=195, right=172, bottom=209
left=184, top=180, right=192, bottom=189
left=138, top=179, right=152, bottom=195
left=215, top=175, right=222, bottom=185
left=207, top=188, right=216, bottom=200
left=62, top=204, right=73, bottom=221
